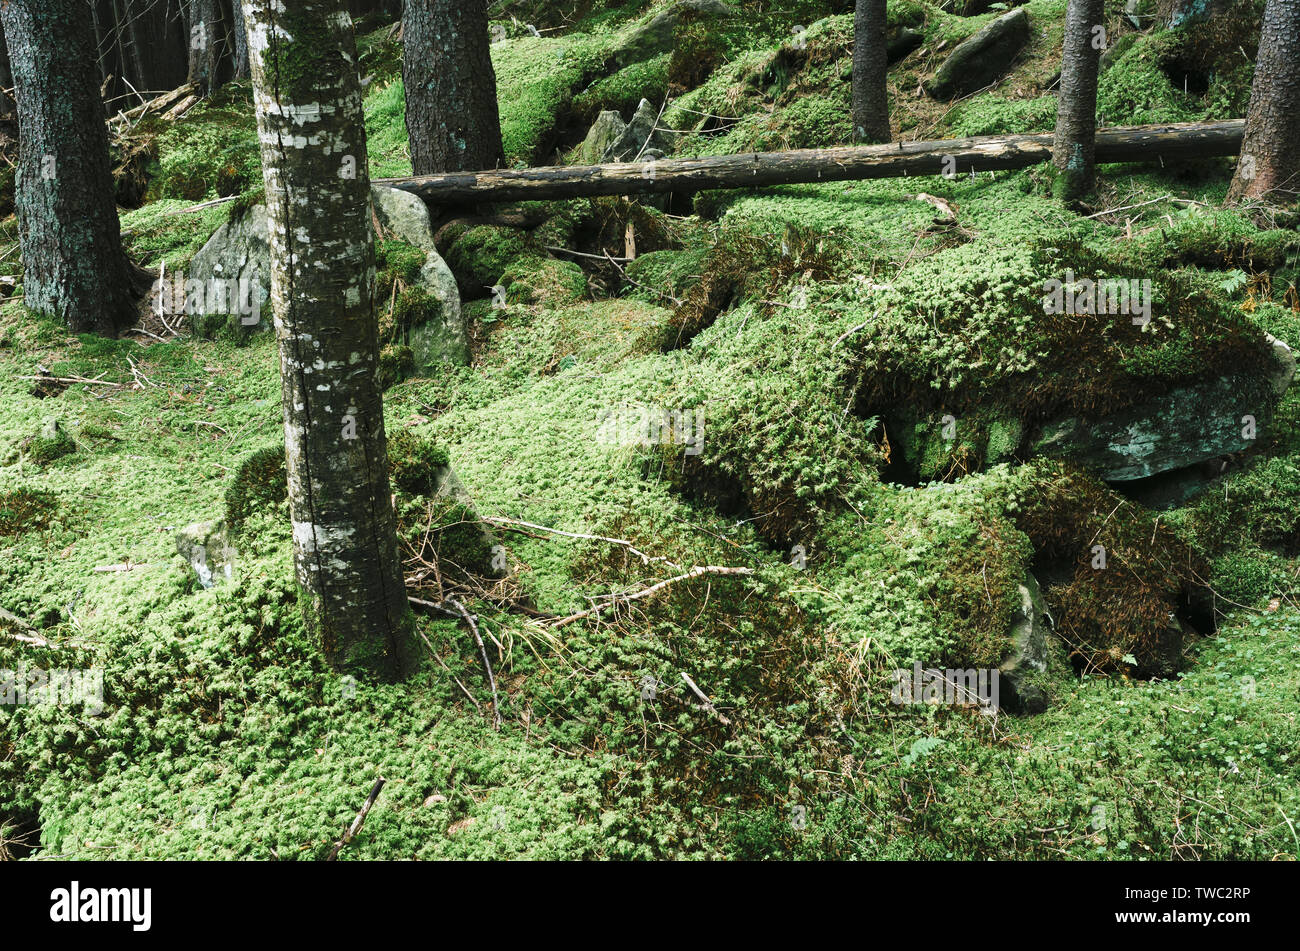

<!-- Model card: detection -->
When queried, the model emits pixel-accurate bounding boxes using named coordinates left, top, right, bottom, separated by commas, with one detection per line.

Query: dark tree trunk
left=1, top=0, right=139, bottom=335
left=402, top=0, right=503, bottom=174
left=186, top=0, right=223, bottom=95
left=851, top=0, right=890, bottom=143
left=1052, top=0, right=1105, bottom=202
left=0, top=19, right=14, bottom=121
left=244, top=0, right=417, bottom=680
left=1228, top=0, right=1300, bottom=203
left=229, top=0, right=250, bottom=79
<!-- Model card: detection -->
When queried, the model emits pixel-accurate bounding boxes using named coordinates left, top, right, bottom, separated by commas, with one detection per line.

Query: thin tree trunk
left=851, top=0, right=890, bottom=144
left=402, top=0, right=503, bottom=174
left=1053, top=0, right=1105, bottom=202
left=186, top=0, right=223, bottom=95
left=229, top=0, right=249, bottom=79
left=243, top=0, right=417, bottom=680
left=1, top=0, right=139, bottom=335
left=1228, top=0, right=1300, bottom=203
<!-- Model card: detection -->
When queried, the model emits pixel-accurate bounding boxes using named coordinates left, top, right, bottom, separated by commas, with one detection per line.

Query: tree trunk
left=0, top=19, right=15, bottom=121
left=402, top=0, right=503, bottom=174
left=1227, top=0, right=1300, bottom=203
left=186, top=0, right=223, bottom=95
left=229, top=0, right=250, bottom=79
left=378, top=120, right=1246, bottom=206
left=1052, top=0, right=1105, bottom=202
left=851, top=0, right=890, bottom=144
left=1, top=0, right=139, bottom=335
left=243, top=0, right=417, bottom=680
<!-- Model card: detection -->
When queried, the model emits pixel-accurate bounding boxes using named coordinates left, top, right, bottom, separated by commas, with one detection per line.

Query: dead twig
left=408, top=595, right=502, bottom=731
left=551, top=565, right=756, bottom=629
left=326, top=778, right=385, bottom=861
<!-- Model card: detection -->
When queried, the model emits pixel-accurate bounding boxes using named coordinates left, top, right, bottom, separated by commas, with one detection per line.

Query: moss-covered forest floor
left=1, top=0, right=1298, bottom=859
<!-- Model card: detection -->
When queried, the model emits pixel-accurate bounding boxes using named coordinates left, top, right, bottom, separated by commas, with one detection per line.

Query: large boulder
left=613, top=0, right=734, bottom=67
left=925, top=8, right=1030, bottom=100
left=185, top=203, right=272, bottom=335
left=1032, top=341, right=1295, bottom=482
left=186, top=186, right=467, bottom=367
left=371, top=186, right=469, bottom=367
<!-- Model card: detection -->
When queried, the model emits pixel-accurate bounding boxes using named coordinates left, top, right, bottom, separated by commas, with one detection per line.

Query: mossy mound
left=0, top=488, right=57, bottom=536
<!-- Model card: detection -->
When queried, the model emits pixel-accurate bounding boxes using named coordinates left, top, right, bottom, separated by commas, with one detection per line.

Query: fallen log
left=378, top=120, right=1244, bottom=206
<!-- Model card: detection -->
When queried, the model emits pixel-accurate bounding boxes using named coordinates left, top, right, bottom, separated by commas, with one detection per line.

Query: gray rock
left=580, top=110, right=627, bottom=165
left=602, top=98, right=677, bottom=163
left=614, top=0, right=734, bottom=67
left=925, top=8, right=1030, bottom=101
left=175, top=521, right=236, bottom=589
left=1167, top=0, right=1227, bottom=29
left=371, top=185, right=468, bottom=367
left=187, top=186, right=467, bottom=367
left=1265, top=333, right=1296, bottom=397
left=1032, top=351, right=1291, bottom=481
left=999, top=573, right=1052, bottom=713
left=186, top=203, right=272, bottom=335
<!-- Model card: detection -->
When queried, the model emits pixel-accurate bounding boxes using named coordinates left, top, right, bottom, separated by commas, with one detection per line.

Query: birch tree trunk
left=243, top=0, right=417, bottom=680
left=1052, top=0, right=1105, bottom=202
left=402, top=0, right=504, bottom=174
left=1, top=0, right=139, bottom=335
left=1227, top=0, right=1300, bottom=203
left=851, top=0, right=890, bottom=144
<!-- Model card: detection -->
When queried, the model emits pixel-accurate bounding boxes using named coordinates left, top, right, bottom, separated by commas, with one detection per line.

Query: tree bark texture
left=1228, top=0, right=1300, bottom=203
left=851, top=0, right=890, bottom=144
left=243, top=0, right=417, bottom=680
left=1053, top=0, right=1105, bottom=201
left=402, top=0, right=503, bottom=174
left=1, top=0, right=139, bottom=334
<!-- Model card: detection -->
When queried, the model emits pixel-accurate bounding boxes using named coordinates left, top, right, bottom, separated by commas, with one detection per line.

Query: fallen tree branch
left=326, top=777, right=385, bottom=861
left=551, top=565, right=757, bottom=629
left=680, top=671, right=731, bottom=725
left=407, top=595, right=502, bottom=731
left=378, top=120, right=1245, bottom=205
left=481, top=515, right=680, bottom=568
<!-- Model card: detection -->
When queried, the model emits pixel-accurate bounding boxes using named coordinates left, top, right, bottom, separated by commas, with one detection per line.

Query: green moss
left=945, top=95, right=1057, bottom=138
left=445, top=225, right=530, bottom=296
left=387, top=430, right=451, bottom=497
left=22, top=423, right=76, bottom=466
left=147, top=104, right=261, bottom=203
left=501, top=256, right=587, bottom=307
left=573, top=53, right=670, bottom=124
left=224, top=445, right=288, bottom=533
left=0, top=488, right=57, bottom=536
left=364, top=80, right=412, bottom=179
left=120, top=200, right=233, bottom=270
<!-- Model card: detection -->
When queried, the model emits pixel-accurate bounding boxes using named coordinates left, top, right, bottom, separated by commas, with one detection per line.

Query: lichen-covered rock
left=175, top=521, right=236, bottom=589
left=580, top=110, right=626, bottom=165
left=602, top=98, right=677, bottom=162
left=925, top=8, right=1030, bottom=101
left=188, top=185, right=467, bottom=366
left=999, top=573, right=1053, bottom=713
left=1032, top=350, right=1292, bottom=482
